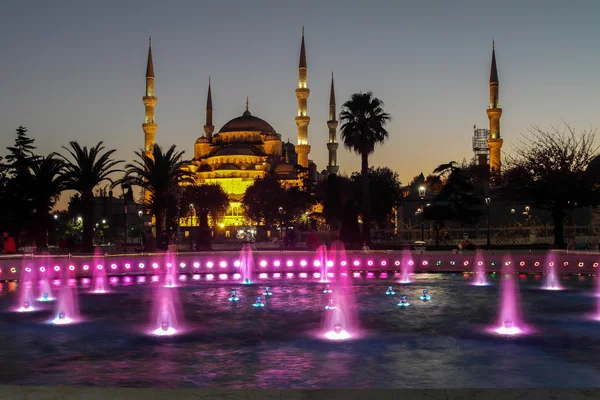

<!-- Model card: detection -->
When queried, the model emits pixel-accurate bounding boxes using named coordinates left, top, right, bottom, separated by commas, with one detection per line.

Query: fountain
left=398, top=248, right=413, bottom=284
left=321, top=240, right=359, bottom=341
left=239, top=244, right=255, bottom=284
left=252, top=296, right=265, bottom=307
left=420, top=289, right=431, bottom=301
left=315, top=244, right=329, bottom=282
left=543, top=253, right=563, bottom=290
left=473, top=252, right=489, bottom=286
left=51, top=268, right=80, bottom=325
left=493, top=256, right=527, bottom=335
left=91, top=250, right=108, bottom=293
left=37, top=256, right=54, bottom=302
left=16, top=259, right=37, bottom=312
left=150, top=283, right=184, bottom=336
left=263, top=287, right=273, bottom=296
left=385, top=286, right=395, bottom=295
left=163, top=250, right=178, bottom=288
left=228, top=289, right=240, bottom=301
left=397, top=295, right=410, bottom=307
left=322, top=284, right=332, bottom=294
left=325, top=298, right=337, bottom=310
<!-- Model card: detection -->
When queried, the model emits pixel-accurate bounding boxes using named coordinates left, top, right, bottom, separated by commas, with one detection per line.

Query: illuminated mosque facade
left=141, top=29, right=339, bottom=228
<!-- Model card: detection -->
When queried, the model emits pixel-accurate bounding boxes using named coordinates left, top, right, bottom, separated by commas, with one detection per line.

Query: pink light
left=151, top=276, right=159, bottom=282
left=594, top=263, right=599, bottom=268
left=25, top=267, right=31, bottom=272
left=54, top=266, right=60, bottom=272
left=82, top=278, right=91, bottom=284
left=314, top=260, right=321, bottom=267
left=408, top=260, right=414, bottom=266
left=422, top=261, right=428, bottom=266
left=206, top=274, right=214, bottom=280
left=111, top=264, right=117, bottom=270
left=219, top=273, right=228, bottom=280
left=463, top=261, right=469, bottom=266
left=328, top=272, right=334, bottom=278
left=274, top=260, right=281, bottom=267
left=353, top=260, right=360, bottom=266
left=179, top=275, right=187, bottom=281
left=286, top=272, right=294, bottom=278
left=180, top=262, right=186, bottom=268
left=394, top=261, right=401, bottom=266
left=219, top=261, right=227, bottom=268
left=563, top=262, right=569, bottom=267
left=273, top=273, right=281, bottom=278
left=139, top=263, right=145, bottom=269
left=234, top=260, right=241, bottom=267
left=314, top=272, right=320, bottom=278
left=260, top=260, right=267, bottom=268
left=380, top=272, right=388, bottom=278
left=520, top=261, right=525, bottom=267
left=367, top=272, right=374, bottom=278
left=52, top=279, right=61, bottom=286
left=192, top=274, right=200, bottom=280
left=578, top=262, right=584, bottom=267
left=193, top=262, right=200, bottom=268
left=97, top=265, right=103, bottom=270
left=299, top=272, right=308, bottom=278
left=381, top=260, right=387, bottom=266
left=166, top=263, right=172, bottom=268
left=367, top=260, right=373, bottom=266
left=109, top=277, right=118, bottom=284
left=233, top=273, right=241, bottom=279
left=135, top=276, right=144, bottom=283
left=300, top=260, right=307, bottom=267
left=549, top=262, right=555, bottom=267
left=534, top=262, right=540, bottom=267
left=152, top=263, right=159, bottom=269
left=259, top=273, right=268, bottom=279
left=341, top=261, right=347, bottom=267
left=286, top=260, right=293, bottom=267
left=477, top=261, right=483, bottom=266
left=125, top=263, right=131, bottom=269
left=353, top=272, right=361, bottom=278
left=207, top=262, right=214, bottom=268
left=40, top=267, right=46, bottom=272
left=327, top=260, right=333, bottom=267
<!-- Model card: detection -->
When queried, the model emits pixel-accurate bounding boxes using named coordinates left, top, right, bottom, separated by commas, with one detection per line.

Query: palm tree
left=29, top=156, right=67, bottom=248
left=58, top=142, right=123, bottom=252
left=181, top=184, right=229, bottom=249
left=339, top=91, right=391, bottom=244
left=122, top=144, right=193, bottom=234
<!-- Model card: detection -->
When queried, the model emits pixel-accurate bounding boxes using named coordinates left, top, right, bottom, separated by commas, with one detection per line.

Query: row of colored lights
left=1, top=259, right=599, bottom=275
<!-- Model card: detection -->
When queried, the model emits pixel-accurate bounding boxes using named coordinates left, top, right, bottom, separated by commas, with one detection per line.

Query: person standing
left=3, top=232, right=17, bottom=254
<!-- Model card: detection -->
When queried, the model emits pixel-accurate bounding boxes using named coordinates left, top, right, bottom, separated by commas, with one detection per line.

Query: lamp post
left=138, top=209, right=143, bottom=243
left=485, top=197, right=491, bottom=249
left=418, top=186, right=426, bottom=241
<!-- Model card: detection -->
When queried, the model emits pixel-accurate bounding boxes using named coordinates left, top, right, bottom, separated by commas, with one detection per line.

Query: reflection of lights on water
left=544, top=286, right=562, bottom=291
left=93, top=289, right=107, bottom=294
left=17, top=305, right=35, bottom=312
left=51, top=314, right=73, bottom=325
left=496, top=326, right=522, bottom=335
left=153, top=327, right=177, bottom=336
left=474, top=282, right=489, bottom=286
left=325, top=325, right=351, bottom=341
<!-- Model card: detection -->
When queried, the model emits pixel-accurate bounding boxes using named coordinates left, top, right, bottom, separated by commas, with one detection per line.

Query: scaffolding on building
left=472, top=125, right=490, bottom=166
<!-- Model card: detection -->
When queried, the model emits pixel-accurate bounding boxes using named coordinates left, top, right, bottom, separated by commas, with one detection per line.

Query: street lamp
left=53, top=214, right=58, bottom=220
left=485, top=197, right=491, bottom=249
left=418, top=186, right=426, bottom=241
left=138, top=209, right=143, bottom=243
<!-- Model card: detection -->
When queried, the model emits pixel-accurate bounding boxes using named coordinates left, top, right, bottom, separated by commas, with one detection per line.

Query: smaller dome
left=216, top=163, right=241, bottom=171
left=265, top=133, right=280, bottom=141
left=196, top=136, right=209, bottom=144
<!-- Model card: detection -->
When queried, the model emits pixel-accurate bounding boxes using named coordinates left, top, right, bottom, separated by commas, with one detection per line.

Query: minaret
left=204, top=77, right=214, bottom=141
left=142, top=37, right=157, bottom=158
left=295, top=27, right=311, bottom=168
left=487, top=40, right=503, bottom=176
left=327, top=71, right=339, bottom=175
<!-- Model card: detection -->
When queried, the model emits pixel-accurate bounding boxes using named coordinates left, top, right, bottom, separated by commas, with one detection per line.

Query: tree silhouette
left=339, top=92, right=391, bottom=245
left=502, top=124, right=600, bottom=247
left=181, top=184, right=229, bottom=249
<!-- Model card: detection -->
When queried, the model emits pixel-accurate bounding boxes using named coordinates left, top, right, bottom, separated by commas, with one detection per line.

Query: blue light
left=322, top=285, right=332, bottom=294
left=419, top=289, right=431, bottom=301
left=228, top=289, right=240, bottom=301
left=263, top=287, right=273, bottom=296
left=397, top=295, right=410, bottom=307
left=385, top=286, right=395, bottom=295
left=243, top=278, right=252, bottom=285
left=252, top=296, right=265, bottom=307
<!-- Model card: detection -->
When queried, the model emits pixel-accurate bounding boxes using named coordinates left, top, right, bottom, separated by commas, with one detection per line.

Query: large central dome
left=218, top=110, right=276, bottom=134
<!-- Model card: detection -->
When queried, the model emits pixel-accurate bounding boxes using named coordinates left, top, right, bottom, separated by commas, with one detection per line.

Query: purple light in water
left=125, top=263, right=131, bottom=269
left=109, top=277, right=118, bottom=284
left=193, top=262, right=200, bottom=268
left=315, top=245, right=329, bottom=282
left=150, top=283, right=184, bottom=336
left=92, top=251, right=108, bottom=293
left=259, top=260, right=267, bottom=268
left=314, top=272, right=320, bottom=279
left=398, top=249, right=414, bottom=284
left=180, top=262, right=186, bottom=268
left=314, top=260, right=321, bottom=267
left=274, top=260, right=281, bottom=267
left=380, top=272, right=388, bottom=278
left=151, top=276, right=159, bottom=282
left=287, top=260, right=293, bottom=267
left=353, top=272, right=361, bottom=278
left=179, top=275, right=187, bottom=281
left=327, top=260, right=333, bottom=267
left=491, top=256, right=528, bottom=336
left=83, top=265, right=89, bottom=271
left=367, top=260, right=373, bottom=266
left=341, top=261, right=347, bottom=267
left=206, top=274, right=214, bottom=280
left=192, top=274, right=200, bottom=280
left=219, top=274, right=228, bottom=280
left=133, top=276, right=142, bottom=284
left=40, top=267, right=46, bottom=272
left=234, top=260, right=240, bottom=267
left=239, top=244, right=255, bottom=284
left=259, top=273, right=268, bottom=279
left=111, top=264, right=117, bottom=270
left=273, top=273, right=281, bottom=278
left=300, top=273, right=308, bottom=278
left=54, top=266, right=60, bottom=272
left=394, top=261, right=400, bottom=266
left=220, top=261, right=227, bottom=268
left=97, top=265, right=103, bottom=270
left=286, top=273, right=294, bottom=278
left=353, top=260, right=360, bottom=266
left=300, top=260, right=307, bottom=267
left=81, top=278, right=91, bottom=285
left=16, top=261, right=36, bottom=312
left=366, top=272, right=374, bottom=278
left=233, top=273, right=241, bottom=279
left=543, top=254, right=563, bottom=291
left=139, top=263, right=145, bottom=269
left=207, top=262, right=214, bottom=268
left=51, top=269, right=80, bottom=325
left=152, top=263, right=159, bottom=269
left=381, top=261, right=387, bottom=266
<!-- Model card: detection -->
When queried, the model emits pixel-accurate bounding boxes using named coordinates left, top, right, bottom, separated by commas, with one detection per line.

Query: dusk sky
left=1, top=0, right=600, bottom=208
